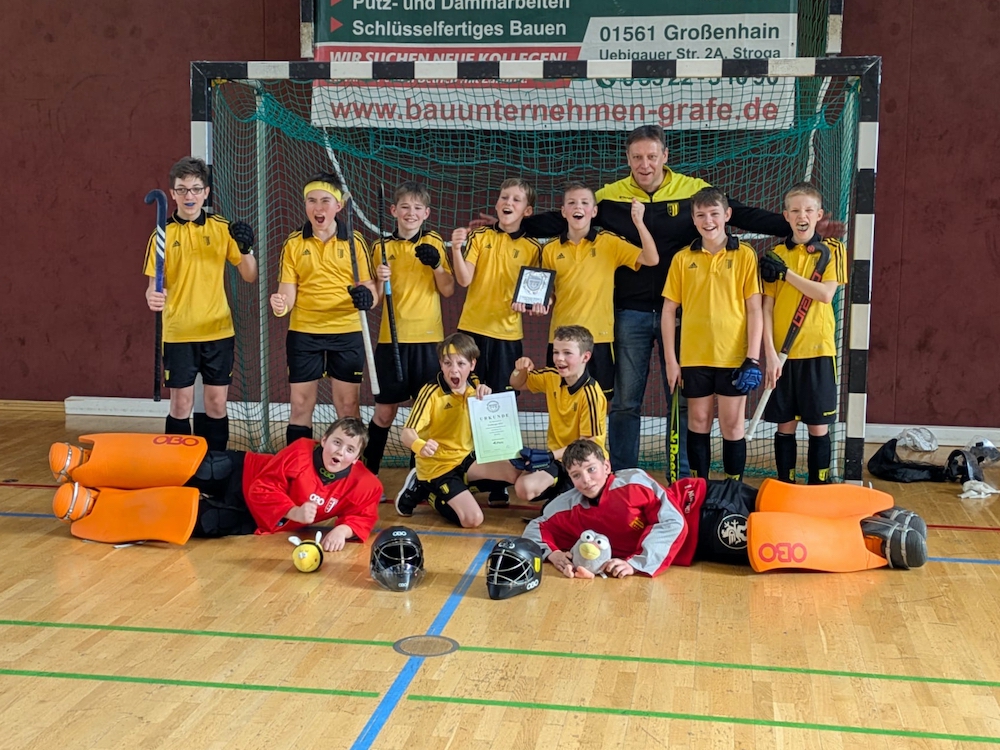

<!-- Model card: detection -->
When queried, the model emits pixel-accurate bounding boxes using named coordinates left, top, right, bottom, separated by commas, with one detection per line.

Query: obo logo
left=757, top=542, right=807, bottom=563
left=153, top=435, right=201, bottom=447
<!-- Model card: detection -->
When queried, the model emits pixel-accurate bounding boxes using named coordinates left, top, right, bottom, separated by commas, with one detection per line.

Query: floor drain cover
left=393, top=635, right=459, bottom=657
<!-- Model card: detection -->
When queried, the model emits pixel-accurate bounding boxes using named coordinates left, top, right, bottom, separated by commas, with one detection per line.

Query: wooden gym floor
left=1, top=406, right=999, bottom=749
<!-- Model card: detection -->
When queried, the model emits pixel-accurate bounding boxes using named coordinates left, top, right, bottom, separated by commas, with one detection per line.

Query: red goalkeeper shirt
left=522, top=468, right=688, bottom=577
left=241, top=438, right=382, bottom=539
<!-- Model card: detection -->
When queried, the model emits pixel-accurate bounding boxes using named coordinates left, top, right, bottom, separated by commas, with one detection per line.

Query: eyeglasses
left=173, top=186, right=206, bottom=196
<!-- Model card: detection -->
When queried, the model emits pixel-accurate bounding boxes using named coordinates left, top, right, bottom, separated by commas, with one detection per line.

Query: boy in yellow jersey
left=144, top=157, right=258, bottom=451
left=661, top=188, right=763, bottom=482
left=364, top=182, right=455, bottom=474
left=270, top=173, right=377, bottom=446
left=759, top=183, right=848, bottom=484
left=396, top=333, right=522, bottom=528
left=450, top=178, right=542, bottom=393
left=538, top=182, right=659, bottom=396
left=509, top=325, right=607, bottom=503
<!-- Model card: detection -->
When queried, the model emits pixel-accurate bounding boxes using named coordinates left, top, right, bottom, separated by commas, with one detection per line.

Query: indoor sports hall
left=2, top=1, right=999, bottom=748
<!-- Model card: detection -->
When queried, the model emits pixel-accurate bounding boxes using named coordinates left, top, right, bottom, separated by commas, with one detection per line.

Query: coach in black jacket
left=522, top=124, right=790, bottom=475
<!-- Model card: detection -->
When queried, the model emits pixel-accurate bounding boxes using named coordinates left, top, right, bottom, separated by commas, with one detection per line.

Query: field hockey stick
left=668, top=386, right=681, bottom=484
left=378, top=183, right=403, bottom=382
left=747, top=241, right=832, bottom=441
left=344, top=196, right=380, bottom=396
left=144, top=189, right=168, bottom=401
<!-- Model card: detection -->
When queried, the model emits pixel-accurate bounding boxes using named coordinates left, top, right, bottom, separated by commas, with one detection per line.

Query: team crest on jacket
left=666, top=202, right=680, bottom=217
left=717, top=513, right=748, bottom=549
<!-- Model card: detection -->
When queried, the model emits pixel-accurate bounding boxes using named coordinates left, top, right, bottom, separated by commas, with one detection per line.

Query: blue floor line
left=348, top=538, right=495, bottom=750
left=928, top=556, right=1000, bottom=566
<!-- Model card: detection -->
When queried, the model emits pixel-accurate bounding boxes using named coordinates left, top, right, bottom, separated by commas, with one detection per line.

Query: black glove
left=414, top=243, right=441, bottom=269
left=759, top=250, right=787, bottom=283
left=229, top=221, right=255, bottom=254
left=349, top=285, right=374, bottom=311
left=731, top=358, right=762, bottom=394
left=509, top=447, right=555, bottom=472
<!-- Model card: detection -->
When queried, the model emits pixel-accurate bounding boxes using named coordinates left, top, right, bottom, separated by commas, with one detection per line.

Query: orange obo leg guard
left=68, top=485, right=199, bottom=545
left=755, top=477, right=893, bottom=518
left=748, top=511, right=888, bottom=573
left=57, top=433, right=207, bottom=489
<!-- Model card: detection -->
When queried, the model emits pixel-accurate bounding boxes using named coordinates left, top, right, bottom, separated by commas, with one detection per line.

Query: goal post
left=191, top=56, right=879, bottom=483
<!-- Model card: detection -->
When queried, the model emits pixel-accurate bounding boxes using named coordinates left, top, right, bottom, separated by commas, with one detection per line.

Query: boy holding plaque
left=395, top=333, right=522, bottom=528
left=538, top=183, right=659, bottom=397
left=450, top=178, right=543, bottom=394
left=509, top=325, right=607, bottom=504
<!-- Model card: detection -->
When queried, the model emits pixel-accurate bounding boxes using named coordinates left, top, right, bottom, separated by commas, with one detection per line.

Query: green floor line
left=459, top=644, right=1000, bottom=690
left=3, top=618, right=998, bottom=691
left=0, top=667, right=378, bottom=698
left=0, top=619, right=393, bottom=648
left=408, top=695, right=1000, bottom=745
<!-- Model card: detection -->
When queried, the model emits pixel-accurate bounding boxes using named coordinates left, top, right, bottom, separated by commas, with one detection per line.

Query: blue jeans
left=609, top=308, right=689, bottom=478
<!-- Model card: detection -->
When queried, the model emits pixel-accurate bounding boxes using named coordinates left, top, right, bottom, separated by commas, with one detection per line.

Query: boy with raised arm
left=144, top=156, right=258, bottom=452
left=539, top=182, right=658, bottom=396
left=450, top=178, right=542, bottom=394
left=509, top=325, right=607, bottom=503
left=270, top=173, right=377, bottom=446
left=662, top=188, right=763, bottom=482
left=364, top=181, right=455, bottom=474
left=759, top=183, right=847, bottom=484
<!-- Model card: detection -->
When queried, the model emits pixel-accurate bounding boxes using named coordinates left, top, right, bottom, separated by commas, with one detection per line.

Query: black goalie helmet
left=486, top=537, right=543, bottom=600
left=370, top=526, right=425, bottom=592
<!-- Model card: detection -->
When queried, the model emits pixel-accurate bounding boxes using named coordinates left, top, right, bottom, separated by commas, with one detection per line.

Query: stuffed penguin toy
left=571, top=530, right=612, bottom=578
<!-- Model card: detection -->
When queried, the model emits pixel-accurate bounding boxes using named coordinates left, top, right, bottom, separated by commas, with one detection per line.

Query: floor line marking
left=408, top=694, right=1000, bottom=744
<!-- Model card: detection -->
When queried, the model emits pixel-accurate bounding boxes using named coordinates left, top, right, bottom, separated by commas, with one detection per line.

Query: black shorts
left=547, top=342, right=615, bottom=395
left=460, top=331, right=521, bottom=394
left=763, top=356, right=838, bottom=425
left=419, top=453, right=477, bottom=525
left=531, top=459, right=571, bottom=501
left=286, top=330, right=364, bottom=384
left=188, top=451, right=258, bottom=537
left=681, top=366, right=743, bottom=399
left=163, top=337, right=235, bottom=389
left=374, top=342, right=440, bottom=405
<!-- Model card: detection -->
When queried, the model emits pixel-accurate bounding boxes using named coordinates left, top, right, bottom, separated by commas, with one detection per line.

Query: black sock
left=364, top=421, right=391, bottom=474
left=195, top=415, right=229, bottom=452
left=722, top=438, right=746, bottom=482
left=687, top=431, right=711, bottom=480
left=286, top=424, right=313, bottom=447
left=775, top=432, right=797, bottom=483
left=808, top=433, right=832, bottom=484
left=165, top=415, right=191, bottom=435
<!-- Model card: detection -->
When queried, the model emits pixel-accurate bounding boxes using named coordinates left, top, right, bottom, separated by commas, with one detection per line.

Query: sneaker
left=488, top=487, right=510, bottom=508
left=395, top=468, right=421, bottom=517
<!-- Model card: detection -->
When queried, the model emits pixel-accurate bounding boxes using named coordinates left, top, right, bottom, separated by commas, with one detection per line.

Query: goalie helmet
left=370, top=526, right=425, bottom=592
left=486, top=537, right=543, bottom=600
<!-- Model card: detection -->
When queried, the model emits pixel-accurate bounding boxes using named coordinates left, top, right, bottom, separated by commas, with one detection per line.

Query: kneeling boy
left=509, top=325, right=607, bottom=503
left=396, top=333, right=522, bottom=528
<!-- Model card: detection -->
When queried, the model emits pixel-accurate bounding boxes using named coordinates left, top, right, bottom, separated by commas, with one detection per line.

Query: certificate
left=513, top=266, right=555, bottom=309
left=468, top=391, right=523, bottom=464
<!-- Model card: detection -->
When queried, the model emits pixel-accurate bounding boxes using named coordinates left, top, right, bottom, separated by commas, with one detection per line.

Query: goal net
left=204, top=58, right=873, bottom=482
